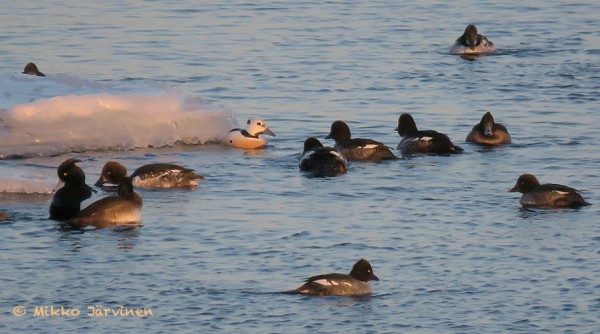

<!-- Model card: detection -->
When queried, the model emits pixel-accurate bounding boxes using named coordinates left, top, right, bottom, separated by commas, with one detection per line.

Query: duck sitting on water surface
left=325, top=120, right=397, bottom=161
left=449, top=24, right=496, bottom=55
left=395, top=114, right=463, bottom=155
left=220, top=118, right=276, bottom=149
left=290, top=259, right=379, bottom=296
left=299, top=137, right=348, bottom=177
left=508, top=173, right=590, bottom=208
left=49, top=158, right=94, bottom=221
left=95, top=161, right=204, bottom=189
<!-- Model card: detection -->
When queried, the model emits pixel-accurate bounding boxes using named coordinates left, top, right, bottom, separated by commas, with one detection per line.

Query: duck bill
left=262, top=128, right=276, bottom=137
left=94, top=175, right=106, bottom=187
left=508, top=185, right=518, bottom=192
left=52, top=180, right=65, bottom=193
left=483, top=121, right=493, bottom=136
left=325, top=133, right=333, bottom=139
left=370, top=273, right=380, bottom=281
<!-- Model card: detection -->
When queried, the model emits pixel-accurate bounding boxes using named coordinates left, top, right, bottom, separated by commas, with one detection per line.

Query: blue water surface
left=1, top=1, right=600, bottom=333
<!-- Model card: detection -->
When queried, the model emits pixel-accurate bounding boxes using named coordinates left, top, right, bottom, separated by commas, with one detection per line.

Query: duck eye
left=257, top=122, right=262, bottom=126
left=63, top=172, right=68, bottom=176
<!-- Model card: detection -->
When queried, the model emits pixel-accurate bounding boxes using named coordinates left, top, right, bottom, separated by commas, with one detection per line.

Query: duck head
left=22, top=62, right=45, bottom=77
left=509, top=174, right=540, bottom=193
left=245, top=118, right=276, bottom=137
left=302, top=137, right=324, bottom=155
left=349, top=259, right=379, bottom=282
left=95, top=161, right=128, bottom=187
left=395, top=113, right=418, bottom=137
left=480, top=112, right=495, bottom=136
left=325, top=120, right=352, bottom=142
left=463, top=24, right=479, bottom=49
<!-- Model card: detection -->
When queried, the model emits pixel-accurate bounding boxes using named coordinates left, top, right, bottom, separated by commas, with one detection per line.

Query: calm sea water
left=1, top=1, right=600, bottom=333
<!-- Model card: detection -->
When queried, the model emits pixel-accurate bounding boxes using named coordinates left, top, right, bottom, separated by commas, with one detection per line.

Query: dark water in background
left=1, top=1, right=600, bottom=333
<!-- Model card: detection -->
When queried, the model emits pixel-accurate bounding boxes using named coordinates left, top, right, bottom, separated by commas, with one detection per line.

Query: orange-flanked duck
left=220, top=118, right=276, bottom=149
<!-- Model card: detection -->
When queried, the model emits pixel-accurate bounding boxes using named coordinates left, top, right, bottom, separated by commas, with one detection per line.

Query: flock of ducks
left=9, top=25, right=591, bottom=296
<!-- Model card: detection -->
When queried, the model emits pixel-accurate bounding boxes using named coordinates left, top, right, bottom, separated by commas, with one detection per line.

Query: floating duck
left=450, top=24, right=496, bottom=55
left=290, top=259, right=379, bottom=296
left=220, top=118, right=276, bottom=149
left=325, top=120, right=397, bottom=161
left=299, top=137, right=348, bottom=177
left=69, top=177, right=142, bottom=228
left=396, top=114, right=463, bottom=155
left=49, top=158, right=94, bottom=221
left=509, top=174, right=590, bottom=208
left=22, top=62, right=45, bottom=77
left=466, top=112, right=512, bottom=145
left=95, top=161, right=204, bottom=189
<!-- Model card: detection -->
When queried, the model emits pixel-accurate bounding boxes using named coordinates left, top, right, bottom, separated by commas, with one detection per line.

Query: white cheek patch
left=314, top=279, right=339, bottom=286
left=301, top=151, right=315, bottom=161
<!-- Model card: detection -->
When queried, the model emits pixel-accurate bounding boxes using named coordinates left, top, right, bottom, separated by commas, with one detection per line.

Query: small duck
left=509, top=174, right=591, bottom=208
left=22, top=62, right=45, bottom=77
left=69, top=177, right=143, bottom=228
left=299, top=137, right=348, bottom=177
left=449, top=25, right=496, bottom=55
left=466, top=112, right=512, bottom=145
left=49, top=158, right=94, bottom=221
left=220, top=118, right=276, bottom=149
left=291, top=259, right=379, bottom=296
left=95, top=161, right=204, bottom=189
left=325, top=120, right=397, bottom=161
left=396, top=114, right=463, bottom=155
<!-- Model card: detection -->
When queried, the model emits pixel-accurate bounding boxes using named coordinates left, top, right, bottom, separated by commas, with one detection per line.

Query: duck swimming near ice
left=22, top=62, right=45, bottom=77
left=95, top=161, right=204, bottom=189
left=220, top=118, right=276, bottom=149
left=69, top=177, right=142, bottom=228
left=49, top=158, right=94, bottom=221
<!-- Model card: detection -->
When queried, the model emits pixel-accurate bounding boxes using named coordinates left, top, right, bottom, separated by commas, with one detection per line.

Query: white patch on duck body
left=314, top=279, right=340, bottom=286
left=450, top=37, right=496, bottom=54
left=330, top=150, right=347, bottom=163
left=220, top=118, right=275, bottom=149
left=406, top=136, right=432, bottom=143
left=553, top=190, right=571, bottom=196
